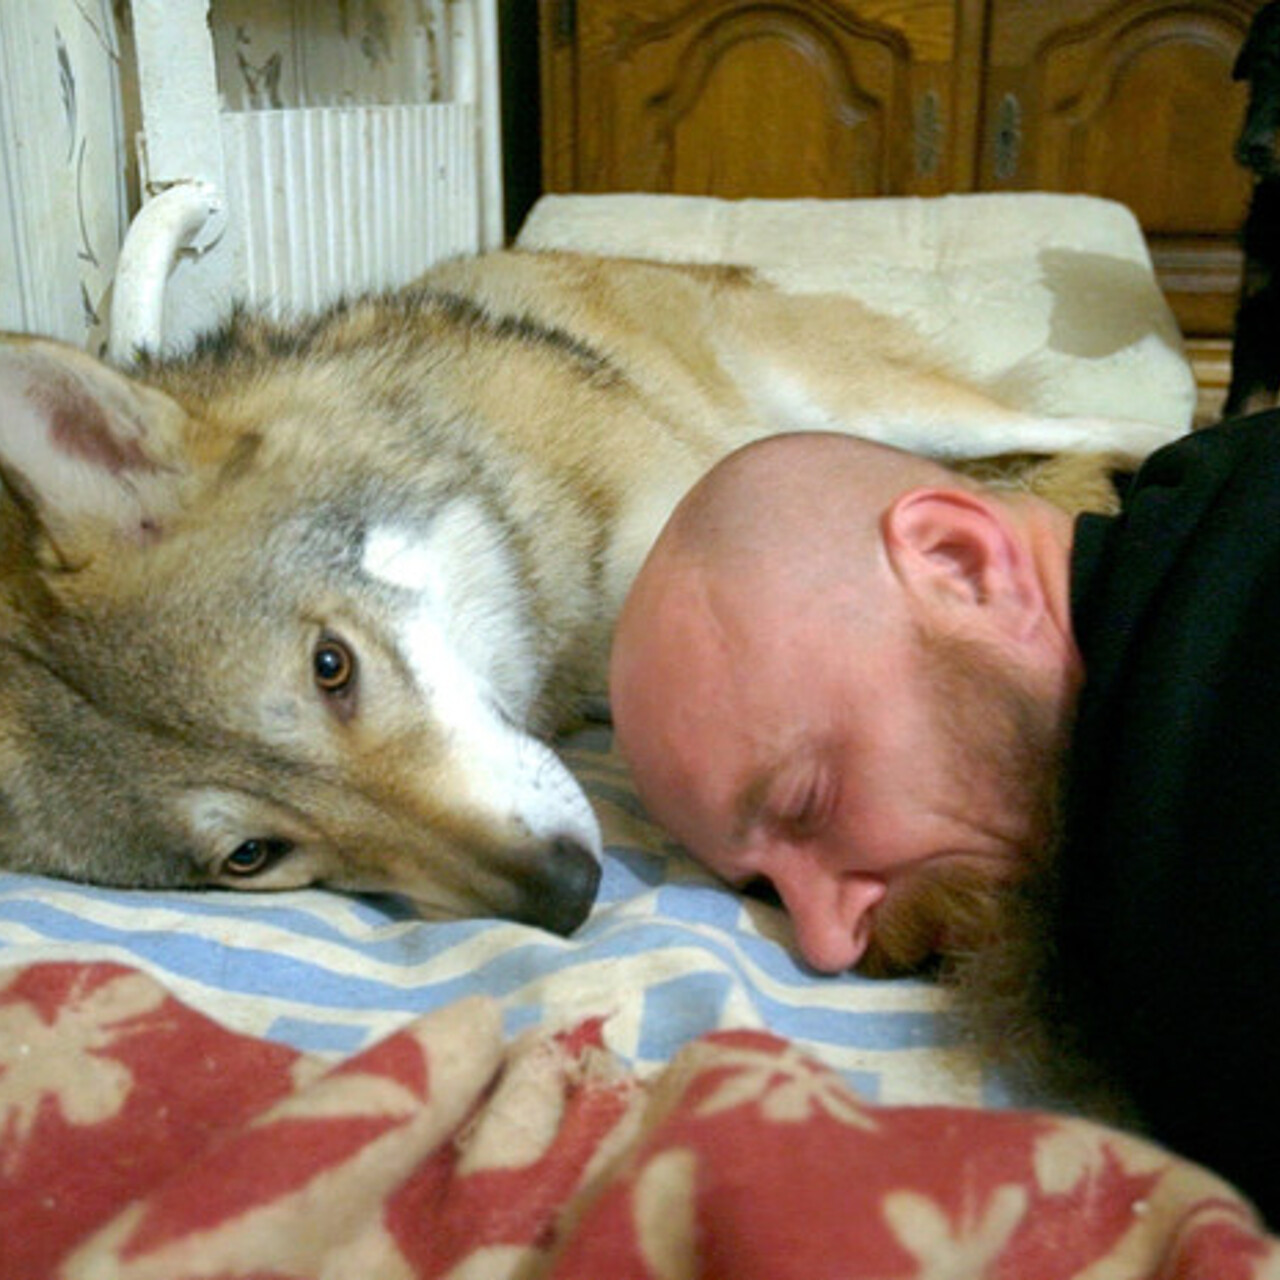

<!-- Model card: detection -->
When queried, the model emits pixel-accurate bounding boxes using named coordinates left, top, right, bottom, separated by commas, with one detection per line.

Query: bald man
left=612, top=434, right=1078, bottom=976
left=610, top=417, right=1280, bottom=1225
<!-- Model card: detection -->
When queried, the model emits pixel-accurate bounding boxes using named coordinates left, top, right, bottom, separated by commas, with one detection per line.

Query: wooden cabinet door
left=540, top=0, right=985, bottom=198
left=980, top=0, right=1258, bottom=337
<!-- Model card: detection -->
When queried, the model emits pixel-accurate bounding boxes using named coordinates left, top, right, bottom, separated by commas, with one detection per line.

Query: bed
left=4, top=194, right=1277, bottom=1276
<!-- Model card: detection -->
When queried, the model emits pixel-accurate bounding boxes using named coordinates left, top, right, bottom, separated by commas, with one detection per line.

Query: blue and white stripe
left=0, top=729, right=1011, bottom=1108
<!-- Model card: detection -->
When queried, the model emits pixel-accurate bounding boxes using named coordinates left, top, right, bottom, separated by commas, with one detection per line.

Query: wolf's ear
left=0, top=337, right=193, bottom=564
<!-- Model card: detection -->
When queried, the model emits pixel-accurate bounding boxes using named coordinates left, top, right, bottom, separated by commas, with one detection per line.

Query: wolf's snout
left=526, top=836, right=602, bottom=937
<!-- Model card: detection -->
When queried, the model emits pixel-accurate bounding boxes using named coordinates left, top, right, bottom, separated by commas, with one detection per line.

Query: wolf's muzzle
left=523, top=836, right=602, bottom=936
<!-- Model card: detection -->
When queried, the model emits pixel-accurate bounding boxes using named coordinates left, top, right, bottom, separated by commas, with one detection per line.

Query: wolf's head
left=0, top=333, right=602, bottom=934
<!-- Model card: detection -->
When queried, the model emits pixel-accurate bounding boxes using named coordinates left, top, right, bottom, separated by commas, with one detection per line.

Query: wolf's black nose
left=533, top=837, right=602, bottom=937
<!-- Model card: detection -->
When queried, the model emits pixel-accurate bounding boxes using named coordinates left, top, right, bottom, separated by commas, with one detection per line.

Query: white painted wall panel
left=0, top=1, right=127, bottom=346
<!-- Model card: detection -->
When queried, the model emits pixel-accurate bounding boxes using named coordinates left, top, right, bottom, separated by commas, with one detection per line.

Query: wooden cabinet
left=540, top=0, right=988, bottom=196
left=539, top=0, right=1261, bottom=346
left=979, top=0, right=1256, bottom=340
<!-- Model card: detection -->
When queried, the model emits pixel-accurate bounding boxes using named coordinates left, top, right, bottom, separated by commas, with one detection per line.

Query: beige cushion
left=517, top=192, right=1196, bottom=435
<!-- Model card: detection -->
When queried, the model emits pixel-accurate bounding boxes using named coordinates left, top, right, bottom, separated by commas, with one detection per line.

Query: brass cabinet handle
left=915, top=89, right=944, bottom=178
left=994, top=92, right=1023, bottom=181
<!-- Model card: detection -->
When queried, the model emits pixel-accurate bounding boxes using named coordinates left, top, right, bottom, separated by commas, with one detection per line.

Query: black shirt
left=1060, top=411, right=1280, bottom=1225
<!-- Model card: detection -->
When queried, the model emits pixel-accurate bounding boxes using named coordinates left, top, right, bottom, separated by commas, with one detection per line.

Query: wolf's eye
left=224, top=837, right=292, bottom=877
left=313, top=636, right=356, bottom=694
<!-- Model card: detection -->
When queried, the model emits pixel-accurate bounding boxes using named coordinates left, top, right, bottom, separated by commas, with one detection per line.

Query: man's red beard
left=829, top=627, right=1135, bottom=1120
left=858, top=854, right=1023, bottom=978
left=856, top=628, right=1069, bottom=979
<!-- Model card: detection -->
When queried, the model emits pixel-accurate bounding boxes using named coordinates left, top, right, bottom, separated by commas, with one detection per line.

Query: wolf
left=0, top=249, right=1172, bottom=934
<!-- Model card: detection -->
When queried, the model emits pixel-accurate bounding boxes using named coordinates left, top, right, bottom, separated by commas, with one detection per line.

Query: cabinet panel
left=539, top=0, right=1265, bottom=340
left=982, top=0, right=1259, bottom=336
left=541, top=0, right=978, bottom=196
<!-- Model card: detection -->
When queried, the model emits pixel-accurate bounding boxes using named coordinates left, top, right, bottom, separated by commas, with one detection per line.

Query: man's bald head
left=645, top=430, right=972, bottom=592
left=608, top=430, right=1080, bottom=976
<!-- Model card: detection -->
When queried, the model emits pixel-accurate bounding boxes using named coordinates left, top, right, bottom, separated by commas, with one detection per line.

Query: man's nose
left=768, top=859, right=887, bottom=974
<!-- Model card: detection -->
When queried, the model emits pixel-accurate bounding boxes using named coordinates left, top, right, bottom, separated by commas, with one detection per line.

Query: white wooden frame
left=111, top=0, right=504, bottom=357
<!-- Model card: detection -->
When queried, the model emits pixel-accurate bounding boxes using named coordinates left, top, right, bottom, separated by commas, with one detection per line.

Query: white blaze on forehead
left=361, top=511, right=602, bottom=860
left=362, top=525, right=441, bottom=593
left=363, top=505, right=542, bottom=715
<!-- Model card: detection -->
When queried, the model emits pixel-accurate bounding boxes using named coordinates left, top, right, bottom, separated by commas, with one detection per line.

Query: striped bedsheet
left=0, top=725, right=1005, bottom=1107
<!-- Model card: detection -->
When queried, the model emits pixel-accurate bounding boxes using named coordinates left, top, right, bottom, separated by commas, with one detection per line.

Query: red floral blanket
left=2, top=962, right=1275, bottom=1279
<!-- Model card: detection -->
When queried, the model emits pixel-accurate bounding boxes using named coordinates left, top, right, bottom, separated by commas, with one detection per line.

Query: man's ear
left=0, top=337, right=193, bottom=567
left=882, top=488, right=1044, bottom=640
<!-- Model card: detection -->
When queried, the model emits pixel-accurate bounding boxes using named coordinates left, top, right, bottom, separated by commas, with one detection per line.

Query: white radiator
left=111, top=0, right=504, bottom=358
left=222, top=104, right=481, bottom=314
